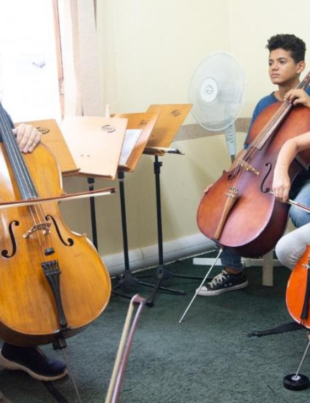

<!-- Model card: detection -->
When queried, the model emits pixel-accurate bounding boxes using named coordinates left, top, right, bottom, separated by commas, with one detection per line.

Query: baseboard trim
left=193, top=257, right=281, bottom=267
left=102, top=234, right=216, bottom=277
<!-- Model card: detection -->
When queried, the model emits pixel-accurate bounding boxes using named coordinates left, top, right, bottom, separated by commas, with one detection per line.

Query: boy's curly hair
left=266, top=34, right=306, bottom=63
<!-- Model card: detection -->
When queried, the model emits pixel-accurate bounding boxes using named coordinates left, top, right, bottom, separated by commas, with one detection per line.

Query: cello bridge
left=23, top=222, right=51, bottom=239
left=239, top=159, right=259, bottom=176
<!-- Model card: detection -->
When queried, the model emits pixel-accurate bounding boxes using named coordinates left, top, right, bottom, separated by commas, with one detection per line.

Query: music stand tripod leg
left=145, top=156, right=193, bottom=307
left=113, top=171, right=169, bottom=299
left=87, top=177, right=98, bottom=250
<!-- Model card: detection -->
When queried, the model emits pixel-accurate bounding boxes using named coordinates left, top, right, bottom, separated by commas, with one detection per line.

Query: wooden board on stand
left=61, top=116, right=127, bottom=179
left=144, top=104, right=192, bottom=155
left=19, top=119, right=79, bottom=176
left=112, top=112, right=160, bottom=172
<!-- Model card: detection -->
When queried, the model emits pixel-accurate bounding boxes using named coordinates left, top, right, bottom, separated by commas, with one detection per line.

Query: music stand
left=20, top=119, right=79, bottom=176
left=142, top=104, right=204, bottom=306
left=111, top=112, right=179, bottom=299
left=61, top=115, right=128, bottom=248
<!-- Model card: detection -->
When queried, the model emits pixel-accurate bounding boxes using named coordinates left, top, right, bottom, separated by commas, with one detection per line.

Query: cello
left=286, top=245, right=310, bottom=328
left=0, top=102, right=111, bottom=346
left=197, top=70, right=310, bottom=258
left=283, top=243, right=310, bottom=391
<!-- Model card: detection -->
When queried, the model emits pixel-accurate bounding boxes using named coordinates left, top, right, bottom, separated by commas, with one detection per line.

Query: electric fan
left=189, top=51, right=247, bottom=161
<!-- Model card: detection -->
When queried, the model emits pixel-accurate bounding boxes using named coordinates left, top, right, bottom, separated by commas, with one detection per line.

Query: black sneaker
left=197, top=270, right=248, bottom=296
left=0, top=343, right=68, bottom=381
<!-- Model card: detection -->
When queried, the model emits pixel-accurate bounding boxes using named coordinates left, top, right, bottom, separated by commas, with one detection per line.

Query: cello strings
left=229, top=99, right=292, bottom=186
left=223, top=98, right=293, bottom=199
left=0, top=104, right=53, bottom=257
left=0, top=110, right=48, bottom=251
left=245, top=101, right=291, bottom=154
left=241, top=72, right=310, bottom=166
left=230, top=71, right=310, bottom=181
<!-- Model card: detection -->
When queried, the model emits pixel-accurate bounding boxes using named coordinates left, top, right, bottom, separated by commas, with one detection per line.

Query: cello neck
left=297, top=69, right=310, bottom=90
left=0, top=103, right=38, bottom=199
left=249, top=70, right=310, bottom=151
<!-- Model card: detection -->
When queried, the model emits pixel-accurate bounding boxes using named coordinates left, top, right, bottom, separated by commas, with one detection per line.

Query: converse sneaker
left=197, top=270, right=248, bottom=296
left=0, top=343, right=68, bottom=381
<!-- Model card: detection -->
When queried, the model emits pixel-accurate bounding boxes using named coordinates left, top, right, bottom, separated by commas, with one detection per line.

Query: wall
left=228, top=0, right=310, bottom=117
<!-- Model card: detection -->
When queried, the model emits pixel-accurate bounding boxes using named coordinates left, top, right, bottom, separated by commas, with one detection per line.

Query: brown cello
left=0, top=103, right=111, bottom=346
left=286, top=245, right=310, bottom=328
left=284, top=244, right=310, bottom=392
left=197, top=71, right=310, bottom=258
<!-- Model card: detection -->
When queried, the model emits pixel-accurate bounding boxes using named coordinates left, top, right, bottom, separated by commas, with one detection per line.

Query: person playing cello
left=274, top=131, right=310, bottom=269
left=0, top=116, right=67, bottom=381
left=198, top=34, right=310, bottom=296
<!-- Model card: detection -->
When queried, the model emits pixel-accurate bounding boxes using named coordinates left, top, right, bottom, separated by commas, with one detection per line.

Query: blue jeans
left=220, top=179, right=310, bottom=272
left=220, top=247, right=243, bottom=271
left=288, top=179, right=310, bottom=227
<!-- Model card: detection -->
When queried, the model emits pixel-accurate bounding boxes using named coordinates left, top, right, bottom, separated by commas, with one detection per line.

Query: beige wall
left=229, top=0, right=310, bottom=117
left=60, top=0, right=310, bottom=266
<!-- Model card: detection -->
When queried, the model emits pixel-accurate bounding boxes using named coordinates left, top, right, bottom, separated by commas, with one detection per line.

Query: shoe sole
left=197, top=281, right=249, bottom=296
left=0, top=351, right=68, bottom=382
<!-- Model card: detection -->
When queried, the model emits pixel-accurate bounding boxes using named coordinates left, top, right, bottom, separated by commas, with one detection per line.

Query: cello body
left=286, top=245, right=310, bottom=329
left=0, top=142, right=111, bottom=346
left=197, top=102, right=310, bottom=257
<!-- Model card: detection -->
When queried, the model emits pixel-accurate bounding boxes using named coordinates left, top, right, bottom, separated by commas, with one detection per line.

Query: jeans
left=275, top=223, right=310, bottom=270
left=221, top=179, right=310, bottom=272
left=288, top=179, right=310, bottom=227
left=220, top=248, right=243, bottom=271
left=275, top=179, right=310, bottom=269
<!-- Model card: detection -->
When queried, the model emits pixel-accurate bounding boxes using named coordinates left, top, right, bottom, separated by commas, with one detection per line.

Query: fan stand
left=141, top=155, right=203, bottom=307
left=283, top=331, right=310, bottom=391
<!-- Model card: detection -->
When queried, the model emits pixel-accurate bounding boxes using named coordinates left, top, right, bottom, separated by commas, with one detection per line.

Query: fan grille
left=189, top=52, right=246, bottom=131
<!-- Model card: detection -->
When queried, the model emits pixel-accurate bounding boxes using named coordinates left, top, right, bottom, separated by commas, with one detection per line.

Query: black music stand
left=140, top=152, right=203, bottom=307
left=61, top=115, right=128, bottom=250
left=87, top=177, right=98, bottom=249
left=140, top=104, right=204, bottom=306
left=112, top=170, right=186, bottom=300
left=109, top=113, right=186, bottom=300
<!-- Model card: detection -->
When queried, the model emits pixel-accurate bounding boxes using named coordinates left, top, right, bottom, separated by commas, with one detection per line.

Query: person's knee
left=275, top=237, right=293, bottom=269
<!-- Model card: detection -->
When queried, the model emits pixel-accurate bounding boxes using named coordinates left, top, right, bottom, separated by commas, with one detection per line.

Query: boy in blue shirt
left=198, top=34, right=310, bottom=296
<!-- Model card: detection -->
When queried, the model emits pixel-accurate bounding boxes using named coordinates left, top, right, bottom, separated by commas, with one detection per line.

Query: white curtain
left=58, top=0, right=103, bottom=116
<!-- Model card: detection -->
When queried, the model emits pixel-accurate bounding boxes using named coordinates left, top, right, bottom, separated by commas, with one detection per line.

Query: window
left=0, top=0, right=61, bottom=123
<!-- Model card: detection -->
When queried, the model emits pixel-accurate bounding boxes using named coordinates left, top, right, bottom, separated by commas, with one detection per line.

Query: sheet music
left=119, top=129, right=142, bottom=166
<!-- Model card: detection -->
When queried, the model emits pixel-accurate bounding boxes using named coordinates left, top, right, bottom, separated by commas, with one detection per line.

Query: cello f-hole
left=1, top=220, right=19, bottom=258
left=46, top=215, right=74, bottom=247
left=261, top=162, right=273, bottom=193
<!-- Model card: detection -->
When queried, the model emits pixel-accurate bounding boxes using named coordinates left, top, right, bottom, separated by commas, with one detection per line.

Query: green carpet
left=1, top=256, right=310, bottom=402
